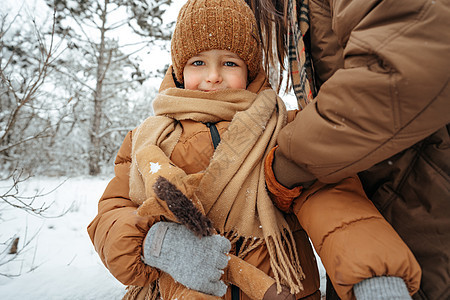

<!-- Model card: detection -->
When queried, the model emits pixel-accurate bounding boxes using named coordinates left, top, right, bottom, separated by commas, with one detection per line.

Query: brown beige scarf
left=128, top=87, right=305, bottom=295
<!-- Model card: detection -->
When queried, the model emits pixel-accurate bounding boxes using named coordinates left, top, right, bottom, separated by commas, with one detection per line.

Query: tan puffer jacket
left=87, top=70, right=321, bottom=300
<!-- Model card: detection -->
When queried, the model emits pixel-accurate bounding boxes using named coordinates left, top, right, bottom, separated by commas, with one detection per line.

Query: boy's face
left=183, top=49, right=248, bottom=91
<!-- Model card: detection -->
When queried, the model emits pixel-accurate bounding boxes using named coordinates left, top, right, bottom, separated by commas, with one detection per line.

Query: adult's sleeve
left=274, top=0, right=450, bottom=185
left=293, top=176, right=422, bottom=299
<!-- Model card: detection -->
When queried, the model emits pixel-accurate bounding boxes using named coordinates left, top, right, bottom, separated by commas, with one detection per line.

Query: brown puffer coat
left=273, top=0, right=450, bottom=299
left=87, top=71, right=321, bottom=300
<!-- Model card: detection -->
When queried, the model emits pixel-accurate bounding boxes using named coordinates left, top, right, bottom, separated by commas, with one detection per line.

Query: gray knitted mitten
left=143, top=222, right=231, bottom=297
left=354, top=276, right=411, bottom=300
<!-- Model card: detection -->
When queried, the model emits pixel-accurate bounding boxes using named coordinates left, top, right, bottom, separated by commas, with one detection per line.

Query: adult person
left=247, top=0, right=450, bottom=299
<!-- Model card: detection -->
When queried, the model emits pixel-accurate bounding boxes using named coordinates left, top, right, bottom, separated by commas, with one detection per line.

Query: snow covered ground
left=0, top=176, right=325, bottom=299
left=0, top=177, right=126, bottom=299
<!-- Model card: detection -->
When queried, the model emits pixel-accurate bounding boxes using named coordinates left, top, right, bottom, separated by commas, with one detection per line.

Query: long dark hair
left=245, top=0, right=288, bottom=89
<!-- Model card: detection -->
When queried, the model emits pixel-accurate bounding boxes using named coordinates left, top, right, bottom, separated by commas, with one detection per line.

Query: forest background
left=0, top=0, right=322, bottom=298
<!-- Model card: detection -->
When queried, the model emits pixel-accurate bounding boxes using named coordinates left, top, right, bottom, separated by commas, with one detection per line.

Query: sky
left=0, top=0, right=185, bottom=74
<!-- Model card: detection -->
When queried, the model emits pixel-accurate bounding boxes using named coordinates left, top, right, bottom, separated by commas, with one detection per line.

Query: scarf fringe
left=123, top=282, right=159, bottom=300
left=266, top=229, right=305, bottom=294
left=224, top=230, right=265, bottom=259
left=224, top=229, right=305, bottom=294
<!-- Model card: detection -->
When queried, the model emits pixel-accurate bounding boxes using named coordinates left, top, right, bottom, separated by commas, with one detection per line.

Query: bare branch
left=110, top=44, right=148, bottom=64
left=0, top=224, right=43, bottom=277
left=106, top=18, right=130, bottom=31
left=68, top=9, right=98, bottom=54
left=0, top=170, right=70, bottom=217
left=0, top=7, right=58, bottom=144
left=48, top=67, right=95, bottom=92
left=0, top=3, right=25, bottom=39
left=0, top=129, right=51, bottom=154
left=94, top=126, right=133, bottom=139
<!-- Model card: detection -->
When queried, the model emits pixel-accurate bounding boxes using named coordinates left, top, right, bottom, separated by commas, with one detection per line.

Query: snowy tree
left=0, top=6, right=67, bottom=174
left=1, top=0, right=174, bottom=176
left=45, top=0, right=172, bottom=175
left=0, top=7, right=69, bottom=275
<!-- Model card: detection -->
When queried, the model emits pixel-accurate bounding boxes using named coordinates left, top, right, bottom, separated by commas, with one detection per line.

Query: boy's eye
left=192, top=61, right=204, bottom=66
left=224, top=61, right=238, bottom=67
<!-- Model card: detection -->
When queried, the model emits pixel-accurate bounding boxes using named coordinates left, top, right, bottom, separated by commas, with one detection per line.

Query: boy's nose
left=206, top=67, right=222, bottom=84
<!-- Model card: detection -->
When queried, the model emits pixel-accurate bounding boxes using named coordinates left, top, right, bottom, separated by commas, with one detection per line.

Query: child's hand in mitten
left=143, top=222, right=231, bottom=297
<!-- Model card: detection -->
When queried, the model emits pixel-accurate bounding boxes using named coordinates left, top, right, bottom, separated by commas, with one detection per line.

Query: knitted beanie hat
left=171, top=0, right=262, bottom=84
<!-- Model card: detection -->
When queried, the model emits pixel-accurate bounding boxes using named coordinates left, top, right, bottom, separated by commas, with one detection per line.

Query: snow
left=0, top=176, right=326, bottom=299
left=0, top=176, right=126, bottom=299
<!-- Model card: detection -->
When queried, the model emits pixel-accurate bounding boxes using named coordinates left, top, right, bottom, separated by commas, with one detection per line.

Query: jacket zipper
left=205, top=122, right=221, bottom=150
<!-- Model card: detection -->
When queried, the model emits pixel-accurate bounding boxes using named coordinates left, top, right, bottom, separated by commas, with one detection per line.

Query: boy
left=88, top=0, right=421, bottom=299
